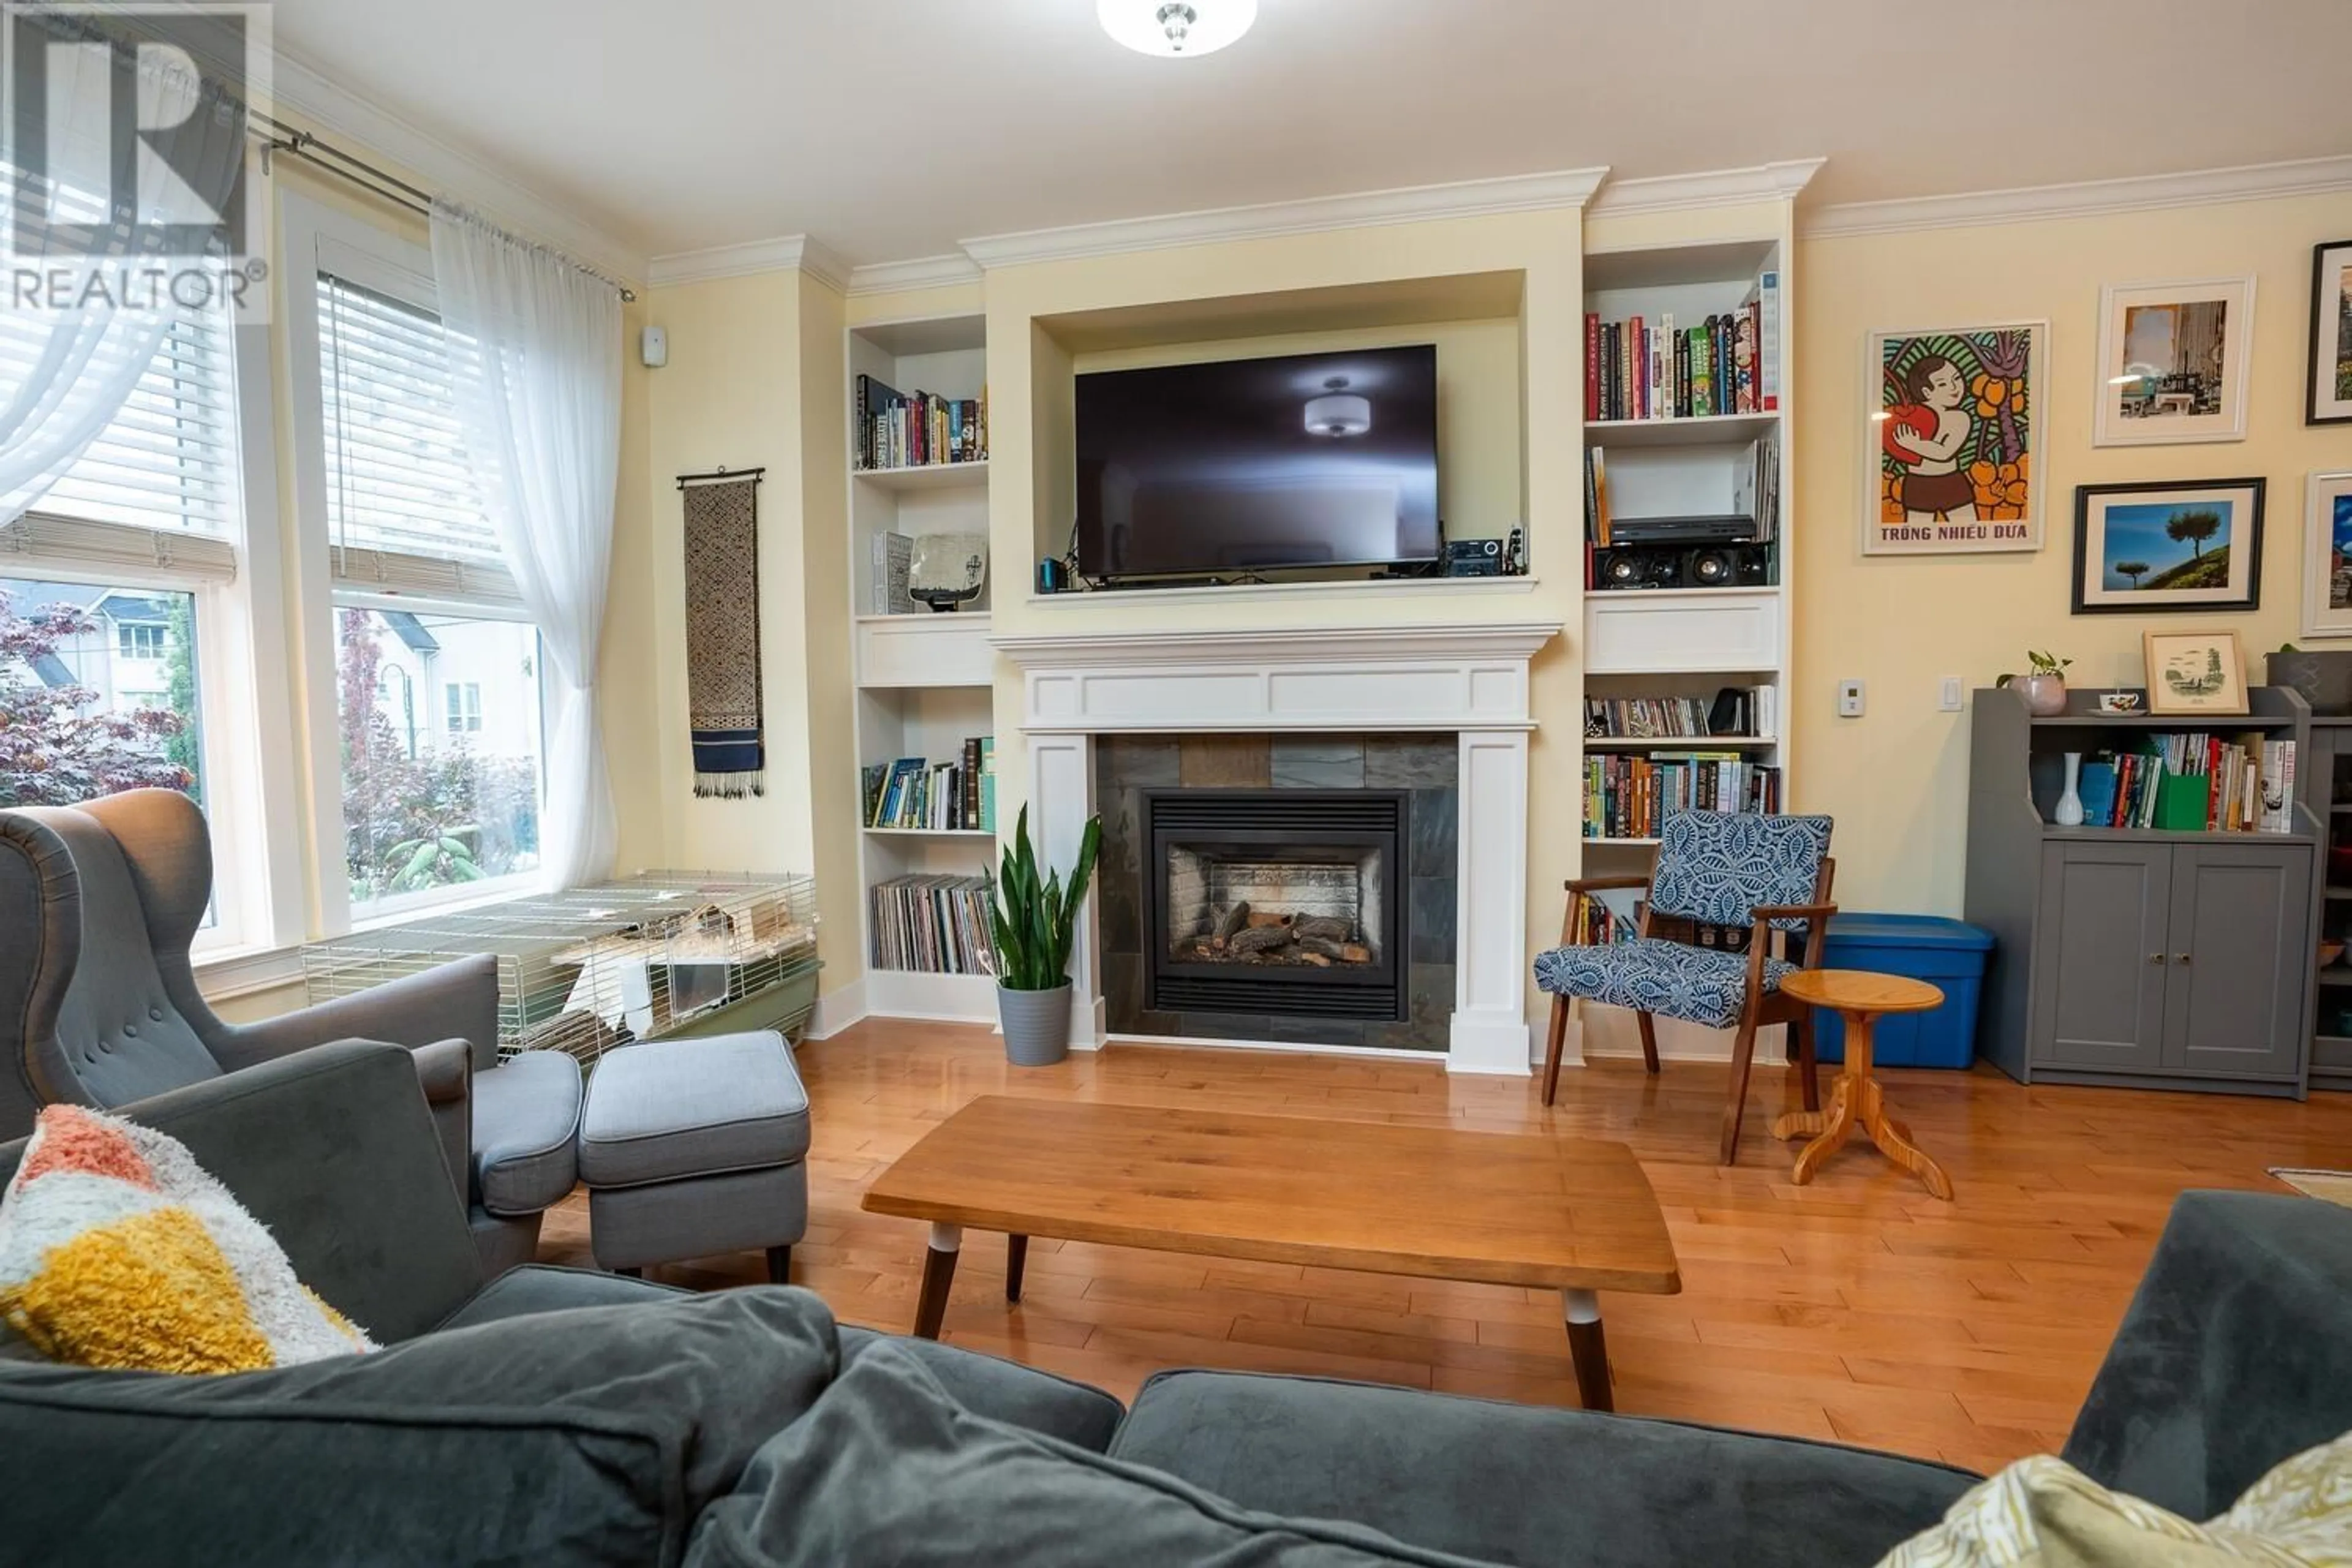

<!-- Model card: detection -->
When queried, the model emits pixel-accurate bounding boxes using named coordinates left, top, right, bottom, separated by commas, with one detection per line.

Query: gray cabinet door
left=2163, top=843, right=2312, bottom=1080
left=2034, top=841, right=2172, bottom=1071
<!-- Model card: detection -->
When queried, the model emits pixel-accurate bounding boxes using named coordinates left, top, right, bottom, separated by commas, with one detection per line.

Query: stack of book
left=869, top=874, right=998, bottom=975
left=1585, top=687, right=1776, bottom=741
left=854, top=375, right=987, bottom=470
left=1572, top=887, right=1643, bottom=946
left=862, top=738, right=997, bottom=831
left=2071, top=734, right=2294, bottom=834
left=1584, top=270, right=1779, bottom=423
left=1582, top=754, right=1783, bottom=840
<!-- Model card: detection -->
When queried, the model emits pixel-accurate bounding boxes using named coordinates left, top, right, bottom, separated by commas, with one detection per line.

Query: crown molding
left=959, top=167, right=1610, bottom=270
left=646, top=233, right=850, bottom=291
left=263, top=42, right=647, bottom=285
left=847, top=253, right=985, bottom=296
left=1805, top=154, right=2352, bottom=239
left=1588, top=158, right=1825, bottom=217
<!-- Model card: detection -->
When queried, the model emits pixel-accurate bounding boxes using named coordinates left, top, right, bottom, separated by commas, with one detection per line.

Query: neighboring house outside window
left=444, top=680, right=483, bottom=734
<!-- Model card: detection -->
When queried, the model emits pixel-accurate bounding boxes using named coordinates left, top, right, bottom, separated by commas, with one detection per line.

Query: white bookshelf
left=1575, top=225, right=1798, bottom=1063
left=846, top=312, right=1000, bottom=1026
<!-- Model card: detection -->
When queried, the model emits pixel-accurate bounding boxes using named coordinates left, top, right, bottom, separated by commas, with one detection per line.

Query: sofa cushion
left=0, top=1284, right=839, bottom=1568
left=472, top=1049, right=584, bottom=1215
left=2062, top=1189, right=2352, bottom=1520
left=688, top=1340, right=1489, bottom=1567
left=439, top=1262, right=690, bottom=1329
left=1110, top=1369, right=1978, bottom=1568
left=579, top=1033, right=810, bottom=1188
left=838, top=1324, right=1123, bottom=1452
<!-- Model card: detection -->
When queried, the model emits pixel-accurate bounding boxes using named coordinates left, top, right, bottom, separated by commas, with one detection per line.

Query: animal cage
left=300, top=872, right=820, bottom=1066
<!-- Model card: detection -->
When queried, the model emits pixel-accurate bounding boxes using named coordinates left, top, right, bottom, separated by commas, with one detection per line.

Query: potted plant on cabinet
left=1997, top=650, right=2073, bottom=716
left=989, top=805, right=1102, bottom=1066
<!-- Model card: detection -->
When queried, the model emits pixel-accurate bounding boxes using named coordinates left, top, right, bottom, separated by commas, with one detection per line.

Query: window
left=444, top=681, right=483, bottom=734
left=117, top=622, right=167, bottom=661
left=308, top=256, right=544, bottom=918
left=1, top=579, right=205, bottom=810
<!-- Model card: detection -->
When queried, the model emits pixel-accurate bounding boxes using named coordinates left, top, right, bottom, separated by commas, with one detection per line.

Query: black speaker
left=1593, top=543, right=1773, bottom=591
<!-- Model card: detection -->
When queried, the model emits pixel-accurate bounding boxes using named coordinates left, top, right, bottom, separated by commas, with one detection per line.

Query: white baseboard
left=803, top=977, right=869, bottom=1041
left=1449, top=1009, right=1534, bottom=1076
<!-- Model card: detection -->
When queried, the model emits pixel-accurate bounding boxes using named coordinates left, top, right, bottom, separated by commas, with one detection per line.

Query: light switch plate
left=1838, top=679, right=1866, bottom=718
left=1939, top=676, right=1964, bottom=711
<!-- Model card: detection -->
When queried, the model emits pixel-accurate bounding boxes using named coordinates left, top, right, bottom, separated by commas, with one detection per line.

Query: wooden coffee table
left=860, top=1095, right=1679, bottom=1411
left=1772, top=968, right=1954, bottom=1200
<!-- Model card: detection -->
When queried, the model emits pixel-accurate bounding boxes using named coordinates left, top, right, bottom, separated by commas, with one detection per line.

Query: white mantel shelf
left=993, top=619, right=1560, bottom=1078
left=992, top=621, right=1564, bottom=736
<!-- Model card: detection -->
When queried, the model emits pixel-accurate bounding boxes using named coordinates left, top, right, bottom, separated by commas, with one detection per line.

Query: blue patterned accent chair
left=1534, top=813, right=1837, bottom=1165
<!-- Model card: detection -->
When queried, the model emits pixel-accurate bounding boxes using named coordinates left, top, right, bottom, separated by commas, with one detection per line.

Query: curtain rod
left=249, top=111, right=638, bottom=302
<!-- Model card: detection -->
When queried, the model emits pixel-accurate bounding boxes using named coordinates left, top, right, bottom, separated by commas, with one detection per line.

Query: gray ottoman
left=576, top=1031, right=811, bottom=1281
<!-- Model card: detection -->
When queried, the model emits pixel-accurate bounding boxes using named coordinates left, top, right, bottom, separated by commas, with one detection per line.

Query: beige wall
left=1792, top=190, right=2351, bottom=914
left=619, top=266, right=865, bottom=996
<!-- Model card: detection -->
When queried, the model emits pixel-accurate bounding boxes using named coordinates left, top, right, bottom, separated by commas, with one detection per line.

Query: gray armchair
left=0, top=788, right=581, bottom=1273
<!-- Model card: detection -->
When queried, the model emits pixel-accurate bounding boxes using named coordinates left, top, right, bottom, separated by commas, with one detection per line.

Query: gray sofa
left=2, top=1039, right=2346, bottom=1566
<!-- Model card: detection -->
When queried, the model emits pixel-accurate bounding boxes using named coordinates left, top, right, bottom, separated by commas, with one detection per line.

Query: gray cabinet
left=2167, top=844, right=2310, bottom=1080
left=2030, top=839, right=2309, bottom=1085
left=2033, top=841, right=2170, bottom=1072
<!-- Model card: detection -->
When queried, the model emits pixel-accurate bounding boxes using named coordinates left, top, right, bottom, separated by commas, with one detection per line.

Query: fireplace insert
left=1143, top=788, right=1408, bottom=1022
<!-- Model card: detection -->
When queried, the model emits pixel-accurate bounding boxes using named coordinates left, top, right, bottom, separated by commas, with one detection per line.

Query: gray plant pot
left=997, top=982, right=1074, bottom=1067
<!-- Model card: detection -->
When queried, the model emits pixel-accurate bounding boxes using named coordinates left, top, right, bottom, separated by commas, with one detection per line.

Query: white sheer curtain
left=0, top=26, right=244, bottom=522
left=429, top=199, right=624, bottom=889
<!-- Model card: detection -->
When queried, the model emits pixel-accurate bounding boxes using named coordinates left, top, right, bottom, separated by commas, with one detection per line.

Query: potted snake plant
left=989, top=805, right=1102, bottom=1066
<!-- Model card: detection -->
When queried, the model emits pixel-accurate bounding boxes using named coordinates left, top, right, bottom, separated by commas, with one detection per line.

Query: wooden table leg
left=913, top=1222, right=962, bottom=1339
left=1863, top=1088, right=1955, bottom=1200
left=1006, top=1234, right=1028, bottom=1302
left=1562, top=1289, right=1612, bottom=1412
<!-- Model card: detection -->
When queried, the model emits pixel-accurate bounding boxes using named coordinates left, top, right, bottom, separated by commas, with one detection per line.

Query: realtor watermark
left=3, top=2, right=270, bottom=321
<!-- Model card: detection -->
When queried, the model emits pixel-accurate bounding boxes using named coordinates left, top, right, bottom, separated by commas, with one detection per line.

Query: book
left=1749, top=269, right=1781, bottom=410
left=978, top=737, right=998, bottom=833
left=869, top=530, right=917, bottom=615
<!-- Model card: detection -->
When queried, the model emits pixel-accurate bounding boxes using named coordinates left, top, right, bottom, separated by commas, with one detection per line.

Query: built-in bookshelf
left=1570, top=222, right=1798, bottom=1065
left=846, top=311, right=1000, bottom=1025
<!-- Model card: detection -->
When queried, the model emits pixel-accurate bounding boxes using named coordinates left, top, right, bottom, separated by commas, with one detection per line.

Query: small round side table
left=1771, top=968, right=1953, bottom=1201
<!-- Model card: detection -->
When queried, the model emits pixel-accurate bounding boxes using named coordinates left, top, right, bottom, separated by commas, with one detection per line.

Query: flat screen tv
left=1074, top=344, right=1439, bottom=579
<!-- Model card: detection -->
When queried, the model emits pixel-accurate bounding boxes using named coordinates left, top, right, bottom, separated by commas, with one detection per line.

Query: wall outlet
left=1939, top=676, right=1964, bottom=712
left=1837, top=679, right=1866, bottom=718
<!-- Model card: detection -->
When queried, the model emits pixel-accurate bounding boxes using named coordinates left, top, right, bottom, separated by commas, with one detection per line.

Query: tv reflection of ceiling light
left=1304, top=377, right=1371, bottom=437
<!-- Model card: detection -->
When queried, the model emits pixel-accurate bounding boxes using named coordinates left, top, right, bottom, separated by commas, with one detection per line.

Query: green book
left=2153, top=771, right=2211, bottom=832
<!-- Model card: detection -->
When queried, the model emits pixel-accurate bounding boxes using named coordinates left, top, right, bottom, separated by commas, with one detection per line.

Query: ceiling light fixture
left=1304, top=377, right=1371, bottom=437
left=1098, top=0, right=1257, bottom=57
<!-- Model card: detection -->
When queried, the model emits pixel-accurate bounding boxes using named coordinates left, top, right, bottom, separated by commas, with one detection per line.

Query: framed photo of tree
left=2143, top=630, right=2249, bottom=717
left=2071, top=478, right=2265, bottom=614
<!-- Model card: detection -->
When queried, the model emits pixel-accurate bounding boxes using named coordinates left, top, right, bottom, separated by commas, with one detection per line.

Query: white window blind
left=316, top=273, right=519, bottom=608
left=34, top=309, right=242, bottom=537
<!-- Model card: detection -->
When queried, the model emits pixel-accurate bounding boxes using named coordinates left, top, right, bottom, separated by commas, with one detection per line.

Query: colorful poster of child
left=1863, top=322, right=2046, bottom=555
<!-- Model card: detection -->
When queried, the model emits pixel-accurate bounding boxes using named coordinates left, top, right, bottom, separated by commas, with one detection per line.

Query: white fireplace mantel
left=992, top=620, right=1564, bottom=1076
left=993, top=622, right=1562, bottom=734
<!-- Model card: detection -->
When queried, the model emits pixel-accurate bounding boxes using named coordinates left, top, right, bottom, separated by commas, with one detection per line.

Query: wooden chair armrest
left=1564, top=875, right=1653, bottom=894
left=1749, top=901, right=1838, bottom=925
left=1747, top=902, right=1839, bottom=976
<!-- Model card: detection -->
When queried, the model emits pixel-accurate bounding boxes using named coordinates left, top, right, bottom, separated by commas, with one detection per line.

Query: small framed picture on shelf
left=2301, top=470, right=2352, bottom=639
left=2309, top=240, right=2352, bottom=426
left=2142, top=629, right=2249, bottom=717
left=2071, top=478, right=2264, bottom=614
left=2094, top=277, right=2254, bottom=446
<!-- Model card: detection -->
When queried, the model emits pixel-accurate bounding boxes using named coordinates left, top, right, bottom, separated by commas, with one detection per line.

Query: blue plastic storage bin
left=1809, top=914, right=1994, bottom=1068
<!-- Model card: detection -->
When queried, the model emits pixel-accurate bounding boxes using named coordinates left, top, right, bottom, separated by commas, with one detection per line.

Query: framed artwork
left=1864, top=322, right=2046, bottom=556
left=2301, top=470, right=2352, bottom=639
left=2142, top=629, right=2248, bottom=717
left=2311, top=241, right=2352, bottom=426
left=2071, top=478, right=2265, bottom=614
left=2093, top=277, right=2254, bottom=446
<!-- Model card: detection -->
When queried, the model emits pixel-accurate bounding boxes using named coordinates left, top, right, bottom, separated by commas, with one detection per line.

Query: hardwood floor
left=539, top=1020, right=2352, bottom=1473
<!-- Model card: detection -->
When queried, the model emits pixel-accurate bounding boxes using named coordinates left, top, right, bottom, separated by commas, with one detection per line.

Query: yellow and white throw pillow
left=1878, top=1432, right=2352, bottom=1567
left=0, top=1103, right=374, bottom=1373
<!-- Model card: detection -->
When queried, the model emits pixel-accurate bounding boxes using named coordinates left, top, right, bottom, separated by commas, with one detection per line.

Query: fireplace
left=1144, top=789, right=1408, bottom=1022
